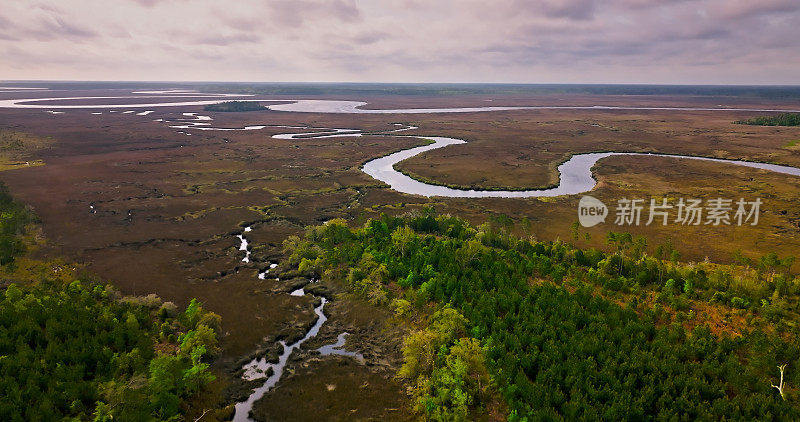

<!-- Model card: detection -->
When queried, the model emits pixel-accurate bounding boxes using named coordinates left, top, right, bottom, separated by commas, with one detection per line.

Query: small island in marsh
left=204, top=101, right=267, bottom=112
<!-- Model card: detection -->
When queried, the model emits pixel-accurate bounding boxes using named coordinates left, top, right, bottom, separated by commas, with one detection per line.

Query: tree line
left=0, top=182, right=221, bottom=420
left=735, top=113, right=800, bottom=126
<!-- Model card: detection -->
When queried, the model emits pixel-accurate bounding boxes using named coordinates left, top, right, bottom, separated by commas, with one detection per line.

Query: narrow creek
left=236, top=226, right=252, bottom=263
left=233, top=296, right=329, bottom=422
left=232, top=227, right=362, bottom=422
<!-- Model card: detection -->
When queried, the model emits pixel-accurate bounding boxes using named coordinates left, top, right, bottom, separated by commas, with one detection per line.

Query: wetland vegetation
left=4, top=0, right=800, bottom=416
left=1, top=84, right=799, bottom=420
left=0, top=131, right=51, bottom=171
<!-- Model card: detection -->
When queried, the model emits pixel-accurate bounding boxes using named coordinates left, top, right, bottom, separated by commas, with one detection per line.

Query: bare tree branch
left=194, top=409, right=210, bottom=422
left=771, top=364, right=787, bottom=401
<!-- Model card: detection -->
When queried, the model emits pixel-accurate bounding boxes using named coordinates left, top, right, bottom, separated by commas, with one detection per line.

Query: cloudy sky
left=1, top=0, right=799, bottom=84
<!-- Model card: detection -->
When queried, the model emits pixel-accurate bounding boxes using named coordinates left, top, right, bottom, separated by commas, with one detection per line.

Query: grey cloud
left=350, top=30, right=389, bottom=45
left=192, top=32, right=263, bottom=46
left=712, top=0, right=800, bottom=20
left=128, top=0, right=161, bottom=6
left=538, top=0, right=597, bottom=20
left=0, top=0, right=797, bottom=84
left=41, top=17, right=98, bottom=38
left=658, top=25, right=731, bottom=43
left=266, top=0, right=362, bottom=27
left=328, top=0, right=361, bottom=22
left=31, top=2, right=64, bottom=14
left=611, top=0, right=694, bottom=10
left=3, top=5, right=99, bottom=41
left=502, top=0, right=598, bottom=21
left=0, top=15, right=18, bottom=41
left=267, top=0, right=308, bottom=26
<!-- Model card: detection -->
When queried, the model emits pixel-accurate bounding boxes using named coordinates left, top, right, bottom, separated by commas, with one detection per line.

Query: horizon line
left=2, top=80, right=800, bottom=88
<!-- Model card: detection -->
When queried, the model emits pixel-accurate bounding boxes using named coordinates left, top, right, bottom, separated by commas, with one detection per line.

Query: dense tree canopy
left=0, top=281, right=220, bottom=421
left=0, top=182, right=220, bottom=421
left=736, top=113, right=800, bottom=126
left=285, top=210, right=800, bottom=421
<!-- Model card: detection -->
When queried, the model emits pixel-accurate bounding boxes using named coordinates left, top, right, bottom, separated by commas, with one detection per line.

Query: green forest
left=0, top=183, right=34, bottom=267
left=284, top=210, right=800, bottom=421
left=736, top=113, right=800, bottom=126
left=203, top=101, right=267, bottom=112
left=0, top=184, right=220, bottom=421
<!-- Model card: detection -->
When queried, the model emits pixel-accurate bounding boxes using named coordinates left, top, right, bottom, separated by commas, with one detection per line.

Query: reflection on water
left=362, top=142, right=800, bottom=198
left=234, top=298, right=328, bottom=422
left=317, top=333, right=364, bottom=362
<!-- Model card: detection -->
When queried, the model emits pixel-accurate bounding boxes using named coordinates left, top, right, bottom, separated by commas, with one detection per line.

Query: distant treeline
left=736, top=113, right=800, bottom=126
left=203, top=101, right=266, bottom=112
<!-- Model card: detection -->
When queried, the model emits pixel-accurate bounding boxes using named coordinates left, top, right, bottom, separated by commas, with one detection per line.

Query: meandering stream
left=11, top=91, right=800, bottom=419
left=5, top=91, right=800, bottom=196
left=12, top=92, right=794, bottom=198
left=232, top=227, right=362, bottom=421
left=363, top=147, right=800, bottom=198
left=160, top=113, right=800, bottom=198
left=3, top=93, right=800, bottom=114
left=233, top=295, right=329, bottom=422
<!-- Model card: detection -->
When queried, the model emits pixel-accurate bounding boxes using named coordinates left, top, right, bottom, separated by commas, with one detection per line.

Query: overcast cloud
left=1, top=0, right=798, bottom=84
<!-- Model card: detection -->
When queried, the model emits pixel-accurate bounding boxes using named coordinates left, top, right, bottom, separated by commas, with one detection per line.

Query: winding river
left=262, top=124, right=800, bottom=198
left=3, top=93, right=800, bottom=114
left=8, top=91, right=800, bottom=419
left=154, top=109, right=800, bottom=198
left=4, top=91, right=799, bottom=198
left=362, top=145, right=800, bottom=198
